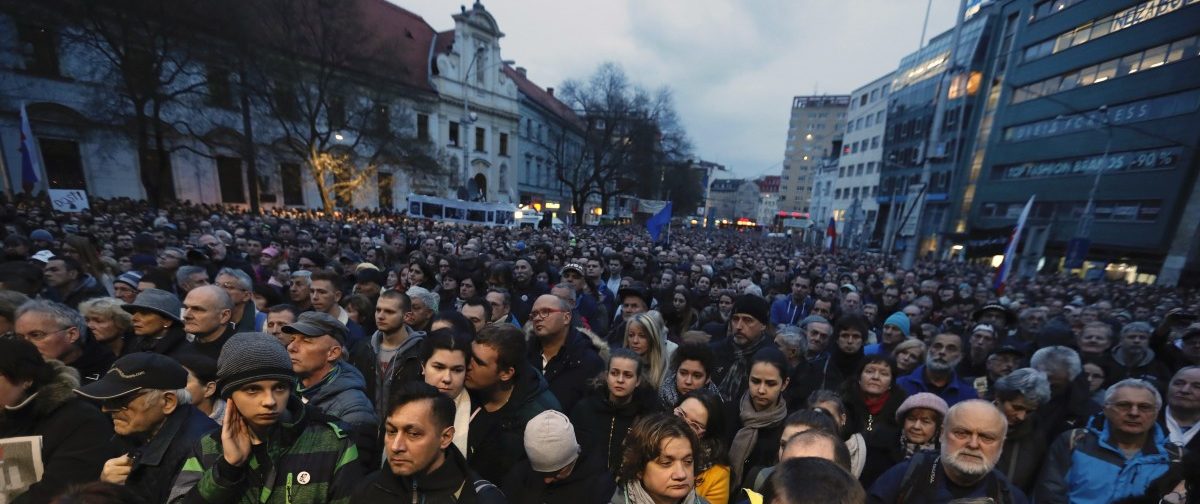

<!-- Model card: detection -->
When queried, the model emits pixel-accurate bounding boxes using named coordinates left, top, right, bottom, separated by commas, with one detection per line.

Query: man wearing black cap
left=284, top=311, right=379, bottom=463
left=710, top=294, right=777, bottom=403
left=974, top=345, right=1025, bottom=399
left=973, top=304, right=1016, bottom=342
left=76, top=353, right=218, bottom=504
left=352, top=268, right=384, bottom=305
left=606, top=282, right=652, bottom=347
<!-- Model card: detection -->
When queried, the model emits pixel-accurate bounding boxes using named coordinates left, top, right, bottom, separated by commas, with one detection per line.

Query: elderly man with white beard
left=897, top=332, right=979, bottom=407
left=868, top=400, right=1029, bottom=503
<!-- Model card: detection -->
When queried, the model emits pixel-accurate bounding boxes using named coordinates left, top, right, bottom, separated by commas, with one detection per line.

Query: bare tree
left=243, top=0, right=441, bottom=214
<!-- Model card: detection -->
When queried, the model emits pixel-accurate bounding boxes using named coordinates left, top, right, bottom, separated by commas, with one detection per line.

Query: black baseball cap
left=75, top=352, right=188, bottom=400
left=282, top=311, right=349, bottom=345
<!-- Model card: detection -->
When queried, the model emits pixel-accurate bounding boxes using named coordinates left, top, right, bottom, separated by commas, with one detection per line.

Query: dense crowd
left=0, top=196, right=1198, bottom=504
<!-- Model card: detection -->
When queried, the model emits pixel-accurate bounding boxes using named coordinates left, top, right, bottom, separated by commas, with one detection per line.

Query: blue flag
left=646, top=202, right=672, bottom=242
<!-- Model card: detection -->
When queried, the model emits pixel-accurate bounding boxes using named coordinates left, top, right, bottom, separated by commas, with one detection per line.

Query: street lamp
left=459, top=43, right=514, bottom=201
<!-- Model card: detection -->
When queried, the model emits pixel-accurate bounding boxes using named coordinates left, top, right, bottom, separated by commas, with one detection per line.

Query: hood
left=4, top=360, right=80, bottom=420
left=303, top=360, right=369, bottom=403
left=577, top=325, right=611, bottom=362
left=369, top=328, right=426, bottom=355
left=1110, top=345, right=1156, bottom=367
left=506, top=364, right=554, bottom=412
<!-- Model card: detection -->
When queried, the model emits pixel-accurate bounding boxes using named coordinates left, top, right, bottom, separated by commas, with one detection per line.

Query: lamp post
left=459, top=44, right=514, bottom=201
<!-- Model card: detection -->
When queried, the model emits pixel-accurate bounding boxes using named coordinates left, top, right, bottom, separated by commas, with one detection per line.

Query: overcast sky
left=396, top=0, right=959, bottom=180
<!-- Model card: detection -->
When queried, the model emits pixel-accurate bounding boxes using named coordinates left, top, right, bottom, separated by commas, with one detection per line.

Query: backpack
left=897, top=452, right=1013, bottom=504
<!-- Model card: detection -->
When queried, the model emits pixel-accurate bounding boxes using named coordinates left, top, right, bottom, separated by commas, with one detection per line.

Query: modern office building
left=970, top=0, right=1200, bottom=285
left=876, top=7, right=1000, bottom=256
left=779, top=95, right=849, bottom=213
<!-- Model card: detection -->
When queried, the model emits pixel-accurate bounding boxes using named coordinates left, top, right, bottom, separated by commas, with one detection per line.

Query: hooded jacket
left=168, top=395, right=362, bottom=503
left=123, top=325, right=191, bottom=359
left=570, top=383, right=663, bottom=472
left=118, top=405, right=218, bottom=504
left=1034, top=414, right=1176, bottom=504
left=348, top=328, right=426, bottom=419
left=528, top=325, right=607, bottom=413
left=467, top=365, right=562, bottom=484
left=501, top=444, right=616, bottom=504
left=1102, top=346, right=1172, bottom=391
left=298, top=360, right=380, bottom=466
left=0, top=361, right=121, bottom=504
left=352, top=445, right=504, bottom=504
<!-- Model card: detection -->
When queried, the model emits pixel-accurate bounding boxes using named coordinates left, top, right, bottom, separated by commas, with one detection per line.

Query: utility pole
left=902, top=0, right=969, bottom=269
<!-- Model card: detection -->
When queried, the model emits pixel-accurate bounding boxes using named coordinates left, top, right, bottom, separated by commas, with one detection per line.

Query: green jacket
left=168, top=395, right=362, bottom=504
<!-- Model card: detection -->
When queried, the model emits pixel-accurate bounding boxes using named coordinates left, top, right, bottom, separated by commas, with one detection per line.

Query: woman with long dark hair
left=728, top=348, right=790, bottom=488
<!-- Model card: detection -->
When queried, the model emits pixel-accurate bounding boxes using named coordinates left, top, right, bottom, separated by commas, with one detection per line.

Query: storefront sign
left=992, top=146, right=1183, bottom=180
left=1003, top=90, right=1200, bottom=142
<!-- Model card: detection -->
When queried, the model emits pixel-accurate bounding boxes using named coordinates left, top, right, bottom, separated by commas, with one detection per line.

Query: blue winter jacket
left=1033, top=414, right=1176, bottom=504
left=896, top=365, right=978, bottom=407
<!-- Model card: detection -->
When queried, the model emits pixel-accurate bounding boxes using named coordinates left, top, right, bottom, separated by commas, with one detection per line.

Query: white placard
left=0, top=436, right=44, bottom=502
left=48, top=189, right=90, bottom=213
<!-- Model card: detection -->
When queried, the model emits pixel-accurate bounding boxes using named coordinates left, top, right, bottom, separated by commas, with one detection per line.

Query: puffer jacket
left=1034, top=414, right=1177, bottom=504
left=168, top=395, right=362, bottom=503
left=298, top=360, right=380, bottom=466
left=528, top=325, right=607, bottom=413
left=0, top=361, right=121, bottom=504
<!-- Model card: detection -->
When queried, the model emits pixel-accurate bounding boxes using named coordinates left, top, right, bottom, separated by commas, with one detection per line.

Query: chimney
left=516, top=67, right=527, bottom=77
left=546, top=87, right=554, bottom=96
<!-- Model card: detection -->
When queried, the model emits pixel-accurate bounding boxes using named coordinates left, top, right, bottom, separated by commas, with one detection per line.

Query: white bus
left=406, top=195, right=518, bottom=227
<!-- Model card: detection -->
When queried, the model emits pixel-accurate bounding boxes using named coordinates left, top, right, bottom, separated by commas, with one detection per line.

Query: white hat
left=31, top=250, right=56, bottom=263
left=524, top=410, right=580, bottom=472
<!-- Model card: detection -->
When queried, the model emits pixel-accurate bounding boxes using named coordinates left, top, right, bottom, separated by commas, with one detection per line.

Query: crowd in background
left=0, top=195, right=1198, bottom=504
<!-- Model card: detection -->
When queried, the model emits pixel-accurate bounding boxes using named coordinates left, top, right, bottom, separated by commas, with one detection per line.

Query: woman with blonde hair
left=79, top=297, right=133, bottom=357
left=625, top=310, right=677, bottom=387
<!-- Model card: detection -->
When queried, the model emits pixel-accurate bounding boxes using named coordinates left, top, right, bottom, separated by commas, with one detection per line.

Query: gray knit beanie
left=216, top=332, right=296, bottom=398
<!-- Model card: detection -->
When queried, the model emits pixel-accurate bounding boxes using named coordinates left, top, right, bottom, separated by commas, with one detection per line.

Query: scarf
left=863, top=391, right=889, bottom=415
left=900, top=433, right=938, bottom=459
left=728, top=392, right=787, bottom=487
left=619, top=481, right=700, bottom=504
left=717, top=336, right=767, bottom=402
left=659, top=373, right=720, bottom=408
left=1165, top=406, right=1200, bottom=448
left=453, top=389, right=472, bottom=458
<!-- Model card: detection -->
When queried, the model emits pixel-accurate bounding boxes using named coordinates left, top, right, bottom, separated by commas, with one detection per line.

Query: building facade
left=970, top=0, right=1200, bottom=284
left=833, top=72, right=892, bottom=248
left=0, top=1, right=527, bottom=210
left=707, top=178, right=760, bottom=223
left=430, top=2, right=519, bottom=203
left=876, top=9, right=999, bottom=254
left=779, top=95, right=849, bottom=213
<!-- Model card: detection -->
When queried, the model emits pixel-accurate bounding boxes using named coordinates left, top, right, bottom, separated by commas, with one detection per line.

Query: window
left=216, top=156, right=246, bottom=203
left=206, top=65, right=233, bottom=108
left=373, top=103, right=390, bottom=134
left=327, top=95, right=346, bottom=130
left=449, top=122, right=460, bottom=146
left=273, top=85, right=299, bottom=121
left=499, top=132, right=509, bottom=156
left=871, top=136, right=880, bottom=149
left=839, top=167, right=846, bottom=177
left=417, top=113, right=430, bottom=141
left=40, top=139, right=86, bottom=190
left=280, top=163, right=304, bottom=205
left=1025, top=0, right=1200, bottom=60
left=1012, top=34, right=1200, bottom=104
left=17, top=24, right=59, bottom=77
left=475, top=127, right=486, bottom=152
left=378, top=172, right=394, bottom=209
left=856, top=164, right=864, bottom=176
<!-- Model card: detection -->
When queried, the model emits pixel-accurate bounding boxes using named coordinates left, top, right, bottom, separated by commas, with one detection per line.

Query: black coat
left=0, top=361, right=121, bottom=504
left=122, top=325, right=191, bottom=359
left=352, top=446, right=505, bottom=504
left=501, top=444, right=616, bottom=504
left=569, top=384, right=662, bottom=472
left=119, top=405, right=218, bottom=504
left=529, top=327, right=606, bottom=414
left=70, top=337, right=116, bottom=385
left=467, top=366, right=562, bottom=484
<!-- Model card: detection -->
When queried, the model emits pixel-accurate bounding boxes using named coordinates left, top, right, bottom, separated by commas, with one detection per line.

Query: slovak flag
left=19, top=103, right=42, bottom=193
left=825, top=216, right=837, bottom=253
left=994, top=195, right=1035, bottom=294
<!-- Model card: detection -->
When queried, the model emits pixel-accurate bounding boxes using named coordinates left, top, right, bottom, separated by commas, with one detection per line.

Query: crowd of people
left=0, top=196, right=1198, bottom=504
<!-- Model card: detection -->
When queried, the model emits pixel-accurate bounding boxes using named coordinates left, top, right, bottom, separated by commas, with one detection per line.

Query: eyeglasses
left=217, top=282, right=246, bottom=292
left=674, top=407, right=706, bottom=435
left=530, top=308, right=567, bottom=320
left=1106, top=401, right=1157, bottom=414
left=17, top=328, right=69, bottom=341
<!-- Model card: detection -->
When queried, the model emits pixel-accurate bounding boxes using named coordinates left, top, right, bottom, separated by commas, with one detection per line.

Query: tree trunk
left=239, top=66, right=260, bottom=214
left=133, top=101, right=161, bottom=208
